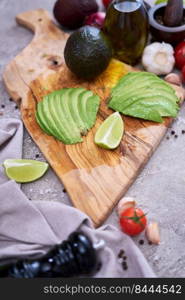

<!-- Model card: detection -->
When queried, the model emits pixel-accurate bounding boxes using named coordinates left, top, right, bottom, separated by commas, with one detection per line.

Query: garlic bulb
left=142, top=42, right=175, bottom=75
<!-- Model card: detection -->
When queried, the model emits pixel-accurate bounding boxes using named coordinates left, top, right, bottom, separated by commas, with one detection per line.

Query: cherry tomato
left=174, top=41, right=185, bottom=69
left=119, top=207, right=147, bottom=236
left=103, top=0, right=112, bottom=9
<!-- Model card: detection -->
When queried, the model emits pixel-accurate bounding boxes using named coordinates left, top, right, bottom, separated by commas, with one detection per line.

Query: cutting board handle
left=16, top=9, right=53, bottom=35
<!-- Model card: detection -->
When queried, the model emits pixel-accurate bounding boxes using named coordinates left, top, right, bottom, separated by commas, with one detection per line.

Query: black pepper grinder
left=0, top=232, right=104, bottom=278
left=163, top=0, right=183, bottom=27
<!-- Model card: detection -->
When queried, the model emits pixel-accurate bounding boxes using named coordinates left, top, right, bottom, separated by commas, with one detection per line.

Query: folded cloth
left=0, top=118, right=155, bottom=277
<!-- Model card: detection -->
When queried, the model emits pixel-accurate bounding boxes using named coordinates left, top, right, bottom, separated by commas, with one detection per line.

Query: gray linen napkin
left=0, top=118, right=155, bottom=277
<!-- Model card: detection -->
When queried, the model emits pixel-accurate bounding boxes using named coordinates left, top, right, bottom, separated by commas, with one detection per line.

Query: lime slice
left=95, top=112, right=124, bottom=149
left=3, top=159, right=49, bottom=183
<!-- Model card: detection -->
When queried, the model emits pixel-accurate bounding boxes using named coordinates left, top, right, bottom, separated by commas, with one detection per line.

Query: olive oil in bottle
left=103, top=0, right=149, bottom=65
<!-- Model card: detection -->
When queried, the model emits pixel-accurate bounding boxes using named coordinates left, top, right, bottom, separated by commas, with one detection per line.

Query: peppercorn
left=139, top=239, right=144, bottom=245
left=118, top=249, right=125, bottom=258
left=122, top=261, right=128, bottom=271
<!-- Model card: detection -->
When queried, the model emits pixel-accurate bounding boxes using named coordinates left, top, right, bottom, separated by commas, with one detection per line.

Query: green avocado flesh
left=108, top=72, right=180, bottom=123
left=36, top=88, right=100, bottom=144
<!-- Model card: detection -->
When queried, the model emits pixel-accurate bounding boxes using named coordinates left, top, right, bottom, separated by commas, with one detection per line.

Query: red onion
left=84, top=12, right=106, bottom=29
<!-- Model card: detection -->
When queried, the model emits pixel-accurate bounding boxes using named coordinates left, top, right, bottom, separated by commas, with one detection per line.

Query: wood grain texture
left=3, top=9, right=185, bottom=227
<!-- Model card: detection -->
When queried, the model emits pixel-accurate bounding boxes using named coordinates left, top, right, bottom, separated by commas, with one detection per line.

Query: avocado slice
left=37, top=101, right=61, bottom=138
left=110, top=86, right=179, bottom=111
left=56, top=89, right=83, bottom=143
left=112, top=76, right=175, bottom=99
left=112, top=80, right=177, bottom=103
left=123, top=103, right=163, bottom=123
left=137, top=96, right=178, bottom=117
left=109, top=72, right=179, bottom=122
left=78, top=89, right=94, bottom=130
left=36, top=103, right=53, bottom=136
left=68, top=88, right=89, bottom=135
left=86, top=94, right=100, bottom=129
left=111, top=72, right=176, bottom=99
left=112, top=72, right=155, bottom=94
left=42, top=94, right=68, bottom=142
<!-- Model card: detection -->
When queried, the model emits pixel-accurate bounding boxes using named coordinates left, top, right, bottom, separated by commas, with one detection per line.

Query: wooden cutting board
left=3, top=9, right=184, bottom=227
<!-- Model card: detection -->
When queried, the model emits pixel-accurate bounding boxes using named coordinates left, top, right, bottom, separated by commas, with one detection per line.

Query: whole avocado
left=54, top=0, right=98, bottom=29
left=64, top=26, right=112, bottom=80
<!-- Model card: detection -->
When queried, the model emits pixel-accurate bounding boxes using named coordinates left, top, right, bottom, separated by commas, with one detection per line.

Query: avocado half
left=64, top=26, right=112, bottom=80
left=36, top=88, right=100, bottom=144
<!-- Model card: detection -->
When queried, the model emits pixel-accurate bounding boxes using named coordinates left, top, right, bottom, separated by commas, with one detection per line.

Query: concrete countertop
left=0, top=0, right=185, bottom=277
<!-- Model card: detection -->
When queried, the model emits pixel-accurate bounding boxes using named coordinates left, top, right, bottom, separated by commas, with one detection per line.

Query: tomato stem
left=121, top=210, right=147, bottom=227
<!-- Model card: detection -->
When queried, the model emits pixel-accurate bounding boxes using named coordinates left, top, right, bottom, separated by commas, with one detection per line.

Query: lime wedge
left=3, top=159, right=49, bottom=183
left=95, top=112, right=124, bottom=149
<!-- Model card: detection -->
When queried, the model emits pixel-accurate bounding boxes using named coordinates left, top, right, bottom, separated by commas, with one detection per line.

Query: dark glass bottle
left=103, top=0, right=149, bottom=65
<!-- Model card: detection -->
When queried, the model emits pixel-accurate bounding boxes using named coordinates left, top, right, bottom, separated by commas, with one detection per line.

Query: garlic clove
left=146, top=222, right=160, bottom=245
left=164, top=73, right=182, bottom=86
left=117, top=197, right=136, bottom=217
left=169, top=83, right=185, bottom=105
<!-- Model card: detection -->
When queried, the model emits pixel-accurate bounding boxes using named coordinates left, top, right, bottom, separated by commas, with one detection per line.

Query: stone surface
left=0, top=0, right=185, bottom=277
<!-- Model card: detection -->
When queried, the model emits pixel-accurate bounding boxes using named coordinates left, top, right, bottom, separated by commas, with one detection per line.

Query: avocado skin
left=108, top=72, right=179, bottom=123
left=36, top=87, right=100, bottom=144
left=64, top=26, right=112, bottom=80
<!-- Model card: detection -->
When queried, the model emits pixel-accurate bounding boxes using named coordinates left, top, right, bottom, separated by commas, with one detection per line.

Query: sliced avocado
left=36, top=103, right=53, bottom=136
left=109, top=93, right=178, bottom=121
left=35, top=87, right=100, bottom=144
left=112, top=80, right=177, bottom=103
left=111, top=86, right=179, bottom=111
left=42, top=94, right=68, bottom=142
left=112, top=72, right=155, bottom=95
left=109, top=72, right=179, bottom=122
left=86, top=94, right=100, bottom=128
left=37, top=101, right=58, bottom=137
left=56, top=89, right=83, bottom=143
left=78, top=89, right=94, bottom=130
left=138, top=96, right=178, bottom=117
left=111, top=72, right=176, bottom=99
left=123, top=103, right=163, bottom=123
left=112, top=79, right=173, bottom=101
left=68, top=88, right=88, bottom=135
